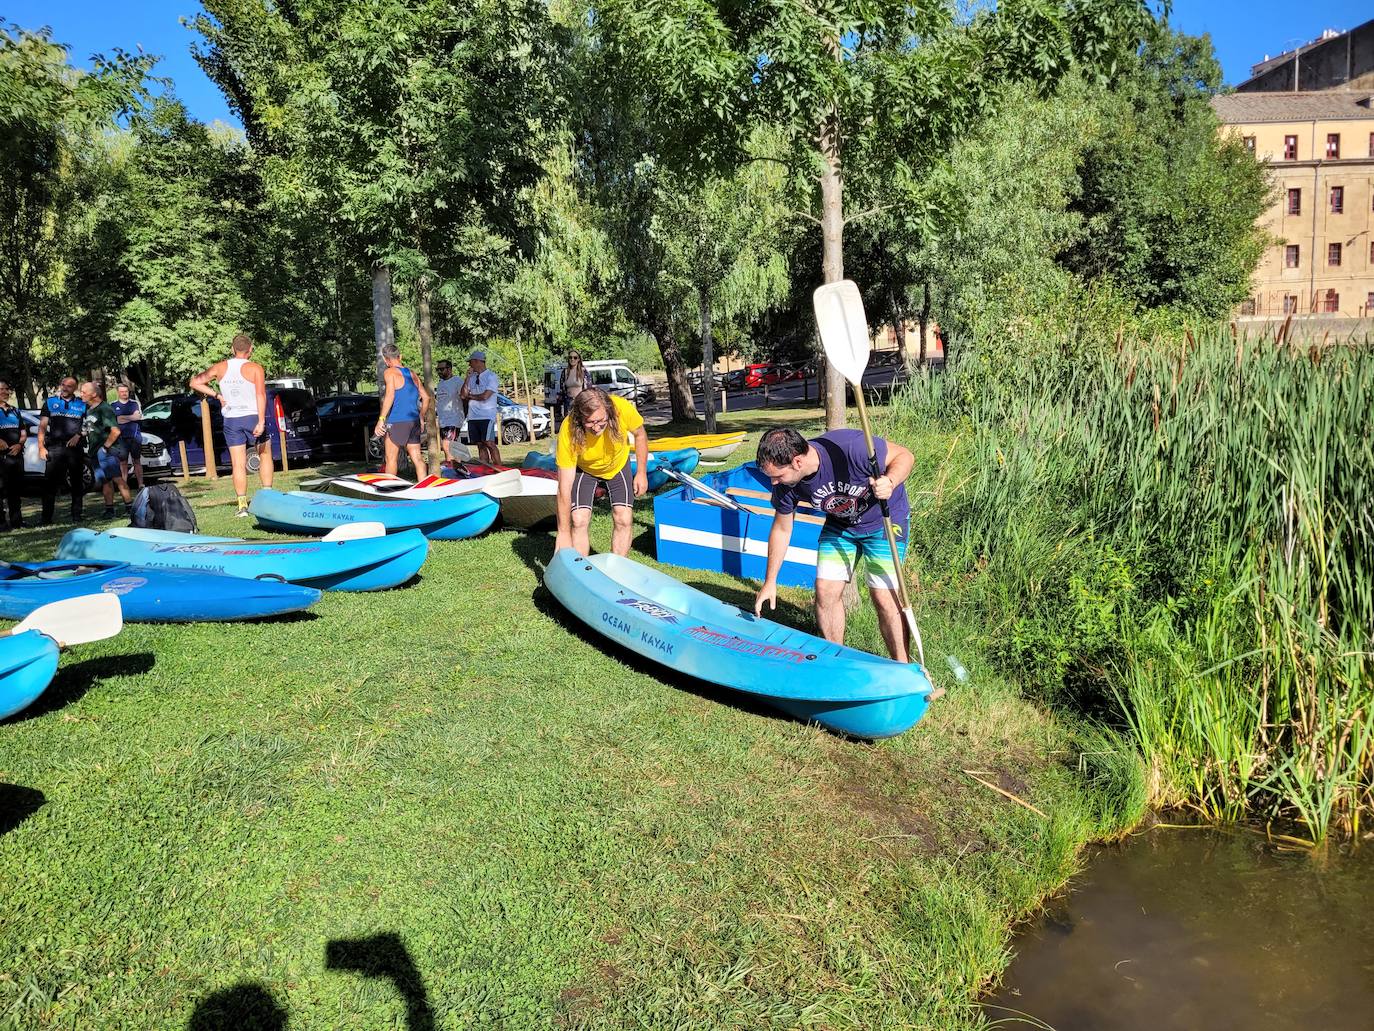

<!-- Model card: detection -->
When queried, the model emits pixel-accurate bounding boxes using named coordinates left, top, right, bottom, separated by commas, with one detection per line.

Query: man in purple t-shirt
left=752, top=426, right=915, bottom=662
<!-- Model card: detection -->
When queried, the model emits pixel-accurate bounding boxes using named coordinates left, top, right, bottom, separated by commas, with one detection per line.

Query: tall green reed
left=890, top=329, right=1373, bottom=841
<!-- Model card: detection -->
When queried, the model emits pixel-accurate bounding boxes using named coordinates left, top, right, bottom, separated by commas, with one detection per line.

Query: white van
left=543, top=359, right=655, bottom=406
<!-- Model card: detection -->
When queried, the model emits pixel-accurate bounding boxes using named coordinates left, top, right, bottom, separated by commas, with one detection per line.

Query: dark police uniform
left=39, top=393, right=87, bottom=523
left=0, top=403, right=25, bottom=528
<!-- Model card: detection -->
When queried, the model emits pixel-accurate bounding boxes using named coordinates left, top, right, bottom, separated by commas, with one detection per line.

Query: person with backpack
left=190, top=334, right=272, bottom=518
left=36, top=376, right=88, bottom=525
left=373, top=343, right=431, bottom=479
left=0, top=379, right=27, bottom=531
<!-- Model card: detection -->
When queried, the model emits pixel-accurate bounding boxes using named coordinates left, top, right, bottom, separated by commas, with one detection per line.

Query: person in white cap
left=460, top=350, right=501, bottom=465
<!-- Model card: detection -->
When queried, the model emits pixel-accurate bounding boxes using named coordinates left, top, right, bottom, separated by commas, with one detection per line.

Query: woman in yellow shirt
left=555, top=388, right=649, bottom=556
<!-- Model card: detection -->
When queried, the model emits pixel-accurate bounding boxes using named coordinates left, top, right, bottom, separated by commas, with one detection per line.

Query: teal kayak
left=249, top=489, right=498, bottom=540
left=56, top=526, right=428, bottom=592
left=0, top=630, right=60, bottom=720
left=543, top=550, right=937, bottom=738
left=521, top=447, right=700, bottom=492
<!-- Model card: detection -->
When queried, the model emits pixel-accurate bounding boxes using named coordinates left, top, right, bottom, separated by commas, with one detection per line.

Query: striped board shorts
left=816, top=521, right=907, bottom=590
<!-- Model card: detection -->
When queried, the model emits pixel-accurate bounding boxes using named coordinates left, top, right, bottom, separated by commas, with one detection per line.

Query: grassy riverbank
left=0, top=409, right=1141, bottom=1029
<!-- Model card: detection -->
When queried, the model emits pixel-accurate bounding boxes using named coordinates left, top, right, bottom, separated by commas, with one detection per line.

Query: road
left=639, top=364, right=908, bottom=426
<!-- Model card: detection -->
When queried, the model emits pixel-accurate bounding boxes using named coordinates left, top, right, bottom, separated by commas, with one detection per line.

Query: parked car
left=318, top=393, right=383, bottom=460
left=742, top=363, right=781, bottom=388
left=19, top=411, right=170, bottom=488
left=483, top=393, right=551, bottom=444
left=144, top=388, right=321, bottom=474
left=543, top=359, right=655, bottom=406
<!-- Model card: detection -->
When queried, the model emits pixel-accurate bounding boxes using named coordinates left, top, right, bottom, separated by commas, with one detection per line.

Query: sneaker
left=235, top=506, right=251, bottom=518
left=102, top=506, right=116, bottom=519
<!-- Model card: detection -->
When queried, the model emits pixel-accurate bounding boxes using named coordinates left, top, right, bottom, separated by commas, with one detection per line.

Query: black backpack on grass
left=129, top=483, right=198, bottom=533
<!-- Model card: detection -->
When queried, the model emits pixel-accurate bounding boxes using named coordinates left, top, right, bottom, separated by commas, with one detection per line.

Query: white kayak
left=307, top=469, right=521, bottom=501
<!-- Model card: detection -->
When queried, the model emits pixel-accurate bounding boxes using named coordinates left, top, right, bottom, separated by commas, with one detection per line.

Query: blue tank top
left=391, top=367, right=420, bottom=423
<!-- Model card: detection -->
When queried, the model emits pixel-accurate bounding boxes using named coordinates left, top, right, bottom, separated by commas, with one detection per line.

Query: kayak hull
left=312, top=470, right=515, bottom=501
left=649, top=433, right=745, bottom=462
left=455, top=464, right=559, bottom=530
left=0, top=561, right=321, bottom=622
left=250, top=489, right=498, bottom=541
left=522, top=448, right=700, bottom=493
left=56, top=527, right=428, bottom=592
left=543, top=550, right=934, bottom=739
left=0, top=630, right=60, bottom=720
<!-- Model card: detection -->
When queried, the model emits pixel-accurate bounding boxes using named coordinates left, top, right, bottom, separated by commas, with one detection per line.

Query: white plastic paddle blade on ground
left=812, top=280, right=872, bottom=385
left=471, top=468, right=522, bottom=498
left=322, top=521, right=387, bottom=541
left=10, top=594, right=122, bottom=647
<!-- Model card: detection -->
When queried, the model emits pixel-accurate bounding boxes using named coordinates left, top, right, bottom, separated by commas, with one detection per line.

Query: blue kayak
left=0, top=561, right=321, bottom=622
left=56, top=526, right=428, bottom=592
left=544, top=550, right=937, bottom=739
left=0, top=630, right=60, bottom=720
left=249, top=489, right=498, bottom=541
left=522, top=447, right=700, bottom=492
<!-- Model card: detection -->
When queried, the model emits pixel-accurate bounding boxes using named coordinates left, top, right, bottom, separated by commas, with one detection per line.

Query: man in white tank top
left=190, top=334, right=272, bottom=517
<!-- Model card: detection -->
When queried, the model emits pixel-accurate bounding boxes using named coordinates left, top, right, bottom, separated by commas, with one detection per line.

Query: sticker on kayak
left=100, top=576, right=148, bottom=596
left=153, top=544, right=224, bottom=554
left=685, top=625, right=814, bottom=664
left=616, top=597, right=679, bottom=624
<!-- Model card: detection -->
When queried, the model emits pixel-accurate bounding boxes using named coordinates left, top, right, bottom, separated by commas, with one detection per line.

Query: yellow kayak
left=648, top=431, right=747, bottom=462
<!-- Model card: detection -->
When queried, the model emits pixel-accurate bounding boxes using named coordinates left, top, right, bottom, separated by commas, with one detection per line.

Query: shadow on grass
left=187, top=983, right=287, bottom=1030
left=0, top=783, right=45, bottom=836
left=2, top=651, right=156, bottom=724
left=326, top=932, right=434, bottom=1031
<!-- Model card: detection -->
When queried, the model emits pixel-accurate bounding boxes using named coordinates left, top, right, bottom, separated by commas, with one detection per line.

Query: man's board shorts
left=386, top=421, right=421, bottom=447
left=571, top=463, right=633, bottom=511
left=90, top=447, right=122, bottom=485
left=465, top=418, right=495, bottom=443
left=816, top=521, right=908, bottom=590
left=224, top=414, right=268, bottom=448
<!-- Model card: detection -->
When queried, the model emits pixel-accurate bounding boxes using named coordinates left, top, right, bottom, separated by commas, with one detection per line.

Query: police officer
left=36, top=376, right=88, bottom=524
left=0, top=380, right=27, bottom=530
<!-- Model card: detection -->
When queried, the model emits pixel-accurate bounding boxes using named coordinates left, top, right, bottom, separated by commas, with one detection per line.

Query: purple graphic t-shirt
left=770, top=429, right=909, bottom=533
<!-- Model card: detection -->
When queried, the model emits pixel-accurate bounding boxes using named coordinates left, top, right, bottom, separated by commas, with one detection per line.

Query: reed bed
left=891, top=328, right=1373, bottom=841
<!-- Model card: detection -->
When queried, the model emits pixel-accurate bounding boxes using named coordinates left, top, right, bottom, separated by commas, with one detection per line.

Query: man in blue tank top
left=374, top=343, right=431, bottom=479
left=753, top=426, right=916, bottom=662
left=36, top=376, right=89, bottom=525
left=0, top=379, right=27, bottom=530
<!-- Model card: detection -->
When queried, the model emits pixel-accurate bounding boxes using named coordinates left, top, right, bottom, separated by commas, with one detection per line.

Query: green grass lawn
left=0, top=408, right=1140, bottom=1029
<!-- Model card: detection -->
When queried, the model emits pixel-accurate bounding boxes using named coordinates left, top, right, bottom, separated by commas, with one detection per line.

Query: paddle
left=660, top=465, right=744, bottom=511
left=322, top=522, right=387, bottom=542
left=8, top=594, right=122, bottom=648
left=812, top=279, right=927, bottom=669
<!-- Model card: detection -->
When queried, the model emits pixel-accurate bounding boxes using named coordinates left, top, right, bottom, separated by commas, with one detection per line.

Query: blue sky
left=6, top=0, right=1372, bottom=128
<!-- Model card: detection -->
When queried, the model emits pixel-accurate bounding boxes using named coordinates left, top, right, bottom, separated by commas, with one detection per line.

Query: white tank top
left=220, top=357, right=258, bottom=418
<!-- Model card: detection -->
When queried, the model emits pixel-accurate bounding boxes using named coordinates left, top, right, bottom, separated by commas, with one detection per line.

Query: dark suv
left=145, top=389, right=322, bottom=473
left=317, top=393, right=383, bottom=460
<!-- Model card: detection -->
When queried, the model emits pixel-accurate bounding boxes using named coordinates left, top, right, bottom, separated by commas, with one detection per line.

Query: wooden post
left=199, top=399, right=217, bottom=479
left=177, top=440, right=190, bottom=483
left=516, top=339, right=534, bottom=443
left=362, top=422, right=371, bottom=463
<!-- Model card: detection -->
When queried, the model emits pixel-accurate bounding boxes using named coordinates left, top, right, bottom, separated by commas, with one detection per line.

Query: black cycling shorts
left=571, top=463, right=633, bottom=511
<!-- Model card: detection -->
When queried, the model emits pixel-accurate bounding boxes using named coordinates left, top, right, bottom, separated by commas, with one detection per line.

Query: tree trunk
left=699, top=290, right=716, bottom=434
left=653, top=319, right=697, bottom=423
left=416, top=275, right=443, bottom=474
left=819, top=116, right=847, bottom=430
left=370, top=262, right=394, bottom=395
left=917, top=279, right=931, bottom=366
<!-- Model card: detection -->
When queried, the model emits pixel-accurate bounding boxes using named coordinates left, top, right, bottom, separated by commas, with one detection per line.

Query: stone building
left=1213, top=20, right=1374, bottom=324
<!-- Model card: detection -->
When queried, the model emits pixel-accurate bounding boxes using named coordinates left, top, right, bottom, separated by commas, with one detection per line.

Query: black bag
left=129, top=483, right=198, bottom=533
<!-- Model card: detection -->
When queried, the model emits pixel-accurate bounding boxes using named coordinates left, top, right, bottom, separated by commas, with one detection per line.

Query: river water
left=985, top=825, right=1374, bottom=1030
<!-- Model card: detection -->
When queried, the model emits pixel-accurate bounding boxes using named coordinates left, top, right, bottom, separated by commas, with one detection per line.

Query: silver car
left=20, top=410, right=170, bottom=483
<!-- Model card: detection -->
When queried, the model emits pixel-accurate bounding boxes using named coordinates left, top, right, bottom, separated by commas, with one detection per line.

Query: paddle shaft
left=850, top=386, right=923, bottom=666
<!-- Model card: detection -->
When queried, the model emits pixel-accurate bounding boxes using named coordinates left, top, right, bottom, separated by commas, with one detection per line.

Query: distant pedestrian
left=374, top=343, right=431, bottom=480
left=460, top=351, right=501, bottom=465
left=553, top=387, right=648, bottom=558
left=556, top=350, right=588, bottom=430
left=434, top=358, right=464, bottom=446
left=0, top=380, right=27, bottom=530
left=36, top=376, right=87, bottom=525
left=78, top=381, right=132, bottom=518
left=110, top=382, right=143, bottom=490
left=190, top=333, right=273, bottom=517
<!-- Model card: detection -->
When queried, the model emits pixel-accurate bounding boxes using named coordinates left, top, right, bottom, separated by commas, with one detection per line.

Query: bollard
left=178, top=440, right=190, bottom=483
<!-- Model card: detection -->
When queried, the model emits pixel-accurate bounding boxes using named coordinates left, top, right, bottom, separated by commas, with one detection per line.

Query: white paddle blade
left=11, top=594, right=122, bottom=648
left=813, top=280, right=872, bottom=385
left=475, top=468, right=524, bottom=499
left=322, top=521, right=387, bottom=541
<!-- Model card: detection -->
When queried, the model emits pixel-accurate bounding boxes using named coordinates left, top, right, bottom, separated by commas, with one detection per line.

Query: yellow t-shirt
left=555, top=394, right=644, bottom=478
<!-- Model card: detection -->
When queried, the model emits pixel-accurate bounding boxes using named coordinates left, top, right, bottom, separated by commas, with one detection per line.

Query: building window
left=1323, top=290, right=1340, bottom=313
left=1243, top=135, right=1256, bottom=153
left=1369, top=132, right=1374, bottom=157
left=1368, top=291, right=1374, bottom=313
left=1283, top=294, right=1298, bottom=314
left=1370, top=241, right=1374, bottom=264
left=1240, top=298, right=1257, bottom=315
left=1328, top=242, right=1342, bottom=266
left=1287, top=188, right=1302, bottom=214
left=1326, top=133, right=1340, bottom=159
left=1331, top=186, right=1344, bottom=213
left=1284, top=135, right=1298, bottom=160
left=1285, top=244, right=1300, bottom=268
